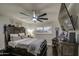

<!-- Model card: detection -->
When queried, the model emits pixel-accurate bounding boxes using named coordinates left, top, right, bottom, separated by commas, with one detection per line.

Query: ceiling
left=0, top=3, right=61, bottom=24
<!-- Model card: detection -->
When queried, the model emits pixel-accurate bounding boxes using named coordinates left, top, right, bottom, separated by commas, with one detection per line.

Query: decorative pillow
left=19, top=33, right=25, bottom=36
left=21, top=35, right=27, bottom=39
left=19, top=33, right=26, bottom=39
left=10, top=34, right=18, bottom=37
left=10, top=34, right=21, bottom=41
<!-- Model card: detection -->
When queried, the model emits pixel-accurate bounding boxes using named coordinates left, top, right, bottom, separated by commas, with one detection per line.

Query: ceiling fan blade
left=38, top=13, right=47, bottom=17
left=37, top=19, right=43, bottom=22
left=38, top=18, right=48, bottom=20
left=20, top=12, right=30, bottom=16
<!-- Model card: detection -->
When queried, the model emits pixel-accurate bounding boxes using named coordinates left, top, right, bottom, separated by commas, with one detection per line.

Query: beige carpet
left=47, top=45, right=52, bottom=56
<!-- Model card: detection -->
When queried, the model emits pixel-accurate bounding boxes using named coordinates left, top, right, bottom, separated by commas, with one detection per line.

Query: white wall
left=0, top=16, right=10, bottom=50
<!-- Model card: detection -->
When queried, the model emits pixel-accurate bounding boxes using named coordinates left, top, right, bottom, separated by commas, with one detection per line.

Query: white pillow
left=19, top=33, right=26, bottom=39
left=10, top=34, right=18, bottom=37
left=10, top=36, right=21, bottom=41
left=10, top=34, right=21, bottom=41
left=19, top=33, right=25, bottom=36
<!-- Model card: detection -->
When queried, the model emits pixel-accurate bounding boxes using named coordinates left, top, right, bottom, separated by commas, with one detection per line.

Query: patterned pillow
left=10, top=34, right=21, bottom=41
left=19, top=33, right=26, bottom=39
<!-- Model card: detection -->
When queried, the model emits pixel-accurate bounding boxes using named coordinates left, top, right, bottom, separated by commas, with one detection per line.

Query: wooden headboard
left=4, top=24, right=26, bottom=49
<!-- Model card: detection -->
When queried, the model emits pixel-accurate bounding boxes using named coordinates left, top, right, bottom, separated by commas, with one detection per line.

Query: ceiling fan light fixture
left=32, top=18, right=37, bottom=23
left=33, top=18, right=37, bottom=21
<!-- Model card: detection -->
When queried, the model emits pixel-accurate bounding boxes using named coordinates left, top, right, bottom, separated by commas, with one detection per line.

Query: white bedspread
left=8, top=38, right=45, bottom=55
left=8, top=38, right=36, bottom=48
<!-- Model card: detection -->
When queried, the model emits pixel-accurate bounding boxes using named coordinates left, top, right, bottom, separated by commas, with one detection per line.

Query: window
left=36, top=26, right=52, bottom=34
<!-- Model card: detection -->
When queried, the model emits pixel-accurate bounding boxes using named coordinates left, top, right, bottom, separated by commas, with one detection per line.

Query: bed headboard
left=4, top=24, right=26, bottom=49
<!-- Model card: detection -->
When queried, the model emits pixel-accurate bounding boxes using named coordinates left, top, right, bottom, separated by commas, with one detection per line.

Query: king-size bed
left=4, top=24, right=47, bottom=56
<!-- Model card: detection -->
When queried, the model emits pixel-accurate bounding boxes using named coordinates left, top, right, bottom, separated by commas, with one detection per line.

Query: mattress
left=8, top=38, right=45, bottom=55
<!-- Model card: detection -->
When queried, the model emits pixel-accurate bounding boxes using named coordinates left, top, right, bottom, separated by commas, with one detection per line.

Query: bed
left=4, top=24, right=47, bottom=56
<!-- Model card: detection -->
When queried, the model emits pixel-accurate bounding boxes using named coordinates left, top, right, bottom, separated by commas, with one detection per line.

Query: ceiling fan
left=20, top=10, right=48, bottom=22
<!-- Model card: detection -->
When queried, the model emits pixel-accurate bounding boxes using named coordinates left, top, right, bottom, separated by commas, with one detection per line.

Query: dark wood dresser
left=52, top=39, right=78, bottom=56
